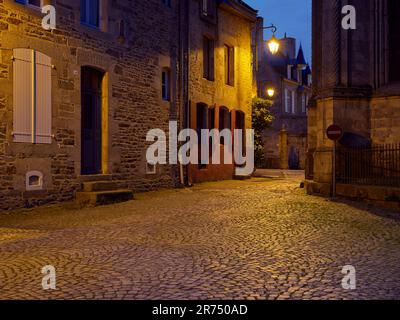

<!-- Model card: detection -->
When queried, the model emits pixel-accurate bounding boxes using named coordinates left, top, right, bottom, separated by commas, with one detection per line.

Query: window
left=15, top=0, right=42, bottom=7
left=284, top=89, right=290, bottom=113
left=162, top=0, right=171, bottom=7
left=291, top=91, right=296, bottom=114
left=13, top=49, right=52, bottom=144
left=202, top=0, right=208, bottom=15
left=287, top=65, right=292, bottom=80
left=389, top=0, right=400, bottom=82
left=162, top=69, right=171, bottom=101
left=219, top=107, right=231, bottom=130
left=81, top=0, right=100, bottom=28
left=301, top=94, right=306, bottom=113
left=146, top=163, right=156, bottom=175
left=224, top=45, right=234, bottom=86
left=203, top=37, right=214, bottom=81
left=26, top=171, right=44, bottom=191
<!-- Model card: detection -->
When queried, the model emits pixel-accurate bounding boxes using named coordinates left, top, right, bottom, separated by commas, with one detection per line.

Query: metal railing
left=336, top=143, right=400, bottom=187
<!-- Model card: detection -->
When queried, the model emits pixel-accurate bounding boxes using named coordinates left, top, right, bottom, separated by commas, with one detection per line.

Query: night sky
left=246, top=0, right=312, bottom=64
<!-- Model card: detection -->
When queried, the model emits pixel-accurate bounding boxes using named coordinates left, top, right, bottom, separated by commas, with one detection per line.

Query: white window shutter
left=13, top=48, right=33, bottom=143
left=13, top=49, right=52, bottom=144
left=35, top=51, right=52, bottom=144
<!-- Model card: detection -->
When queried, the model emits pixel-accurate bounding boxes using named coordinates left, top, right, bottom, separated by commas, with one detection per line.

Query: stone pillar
left=279, top=127, right=288, bottom=170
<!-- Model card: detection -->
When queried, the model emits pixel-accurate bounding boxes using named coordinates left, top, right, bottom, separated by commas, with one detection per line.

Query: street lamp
left=255, top=23, right=280, bottom=71
left=264, top=24, right=279, bottom=55
left=267, top=34, right=280, bottom=55
left=267, top=88, right=275, bottom=98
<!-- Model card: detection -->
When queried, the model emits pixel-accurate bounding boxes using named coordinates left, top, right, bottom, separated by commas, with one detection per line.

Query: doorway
left=81, top=67, right=104, bottom=175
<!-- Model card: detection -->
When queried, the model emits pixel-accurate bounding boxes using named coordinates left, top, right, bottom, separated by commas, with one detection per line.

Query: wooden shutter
left=13, top=49, right=52, bottom=144
left=35, top=51, right=52, bottom=144
left=13, top=48, right=33, bottom=143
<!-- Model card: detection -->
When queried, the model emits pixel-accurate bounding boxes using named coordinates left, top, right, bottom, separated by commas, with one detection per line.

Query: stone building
left=0, top=0, right=181, bottom=210
left=183, top=0, right=257, bottom=183
left=257, top=31, right=311, bottom=169
left=0, top=0, right=257, bottom=210
left=307, top=0, right=400, bottom=199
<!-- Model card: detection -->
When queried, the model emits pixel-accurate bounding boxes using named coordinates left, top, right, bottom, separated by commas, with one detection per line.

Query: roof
left=218, top=0, right=258, bottom=21
left=296, top=44, right=307, bottom=66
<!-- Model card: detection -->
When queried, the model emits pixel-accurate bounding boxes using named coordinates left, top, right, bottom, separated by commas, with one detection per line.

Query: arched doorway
left=81, top=67, right=104, bottom=175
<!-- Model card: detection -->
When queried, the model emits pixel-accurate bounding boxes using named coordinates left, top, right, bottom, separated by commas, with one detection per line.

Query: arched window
left=219, top=107, right=231, bottom=130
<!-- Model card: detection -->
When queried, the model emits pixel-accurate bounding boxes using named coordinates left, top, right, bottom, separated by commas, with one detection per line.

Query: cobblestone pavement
left=0, top=176, right=400, bottom=300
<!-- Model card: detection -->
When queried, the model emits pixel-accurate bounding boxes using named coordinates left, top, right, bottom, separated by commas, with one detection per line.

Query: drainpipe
left=178, top=0, right=190, bottom=186
left=185, top=0, right=191, bottom=187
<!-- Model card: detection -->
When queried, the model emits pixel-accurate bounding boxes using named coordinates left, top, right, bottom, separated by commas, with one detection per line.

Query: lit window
left=81, top=0, right=100, bottom=28
left=162, top=69, right=171, bottom=101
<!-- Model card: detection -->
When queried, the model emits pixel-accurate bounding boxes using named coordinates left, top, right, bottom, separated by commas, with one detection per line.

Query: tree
left=251, top=97, right=274, bottom=167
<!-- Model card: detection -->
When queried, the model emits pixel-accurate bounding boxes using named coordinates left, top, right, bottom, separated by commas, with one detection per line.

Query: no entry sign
left=326, top=124, right=343, bottom=141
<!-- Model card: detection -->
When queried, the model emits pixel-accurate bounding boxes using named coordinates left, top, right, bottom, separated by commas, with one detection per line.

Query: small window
left=224, top=45, right=234, bottom=86
left=162, top=69, right=171, bottom=101
left=26, top=171, right=44, bottom=191
left=146, top=163, right=156, bottom=175
left=203, top=37, right=214, bottom=81
left=81, top=0, right=100, bottom=28
left=162, top=0, right=171, bottom=7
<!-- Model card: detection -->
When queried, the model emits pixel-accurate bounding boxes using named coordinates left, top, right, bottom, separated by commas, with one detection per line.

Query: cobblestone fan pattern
left=0, top=178, right=400, bottom=300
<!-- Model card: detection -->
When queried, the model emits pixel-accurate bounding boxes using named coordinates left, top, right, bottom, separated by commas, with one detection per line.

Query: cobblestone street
left=0, top=175, right=400, bottom=300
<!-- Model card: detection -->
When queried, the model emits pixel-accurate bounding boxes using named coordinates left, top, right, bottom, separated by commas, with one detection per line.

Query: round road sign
left=326, top=124, right=343, bottom=141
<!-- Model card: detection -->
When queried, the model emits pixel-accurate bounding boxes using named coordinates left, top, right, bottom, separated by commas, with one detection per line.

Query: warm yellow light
left=267, top=88, right=275, bottom=97
left=268, top=35, right=280, bottom=55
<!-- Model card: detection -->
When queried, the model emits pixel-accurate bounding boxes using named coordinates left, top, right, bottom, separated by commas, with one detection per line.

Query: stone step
left=82, top=180, right=122, bottom=192
left=76, top=190, right=134, bottom=207
left=79, top=174, right=113, bottom=182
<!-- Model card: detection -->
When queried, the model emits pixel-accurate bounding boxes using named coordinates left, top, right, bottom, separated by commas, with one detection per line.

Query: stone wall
left=0, top=0, right=180, bottom=210
left=187, top=0, right=256, bottom=182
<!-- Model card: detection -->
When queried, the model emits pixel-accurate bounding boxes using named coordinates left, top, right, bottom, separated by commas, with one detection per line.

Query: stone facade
left=0, top=0, right=180, bottom=210
left=257, top=31, right=311, bottom=170
left=0, top=0, right=258, bottom=210
left=308, top=0, right=400, bottom=194
left=185, top=0, right=257, bottom=183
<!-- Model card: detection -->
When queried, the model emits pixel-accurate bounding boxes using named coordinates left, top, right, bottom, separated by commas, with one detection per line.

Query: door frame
left=80, top=66, right=109, bottom=175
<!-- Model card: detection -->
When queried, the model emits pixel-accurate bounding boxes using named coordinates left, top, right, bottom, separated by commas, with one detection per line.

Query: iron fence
left=336, top=143, right=400, bottom=187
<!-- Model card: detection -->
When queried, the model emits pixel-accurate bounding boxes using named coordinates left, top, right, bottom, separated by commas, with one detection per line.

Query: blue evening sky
left=246, top=0, right=312, bottom=64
